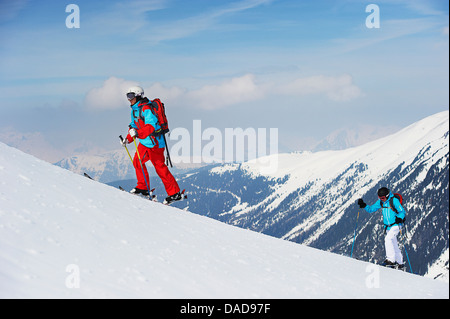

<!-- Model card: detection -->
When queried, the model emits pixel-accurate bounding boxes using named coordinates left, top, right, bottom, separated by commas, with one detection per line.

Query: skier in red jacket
left=121, top=86, right=182, bottom=204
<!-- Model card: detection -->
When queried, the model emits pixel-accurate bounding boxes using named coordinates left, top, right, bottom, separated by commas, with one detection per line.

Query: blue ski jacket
left=364, top=193, right=406, bottom=230
left=128, top=98, right=165, bottom=149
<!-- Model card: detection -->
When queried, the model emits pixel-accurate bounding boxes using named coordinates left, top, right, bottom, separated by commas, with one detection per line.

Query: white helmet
left=126, top=86, right=144, bottom=100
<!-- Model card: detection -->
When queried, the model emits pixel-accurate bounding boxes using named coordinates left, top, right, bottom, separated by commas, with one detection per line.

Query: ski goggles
left=126, top=92, right=136, bottom=100
left=378, top=195, right=388, bottom=201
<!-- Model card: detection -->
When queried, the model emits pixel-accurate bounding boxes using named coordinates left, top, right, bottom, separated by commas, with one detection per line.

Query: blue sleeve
left=365, top=200, right=382, bottom=214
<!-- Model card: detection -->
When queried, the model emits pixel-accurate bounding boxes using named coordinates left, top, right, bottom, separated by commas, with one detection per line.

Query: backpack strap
left=137, top=98, right=150, bottom=122
left=389, top=197, right=399, bottom=214
left=379, top=196, right=399, bottom=214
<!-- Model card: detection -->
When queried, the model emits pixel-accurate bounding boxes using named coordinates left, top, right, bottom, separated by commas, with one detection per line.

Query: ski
left=83, top=172, right=93, bottom=180
left=83, top=171, right=184, bottom=205
left=386, top=265, right=406, bottom=271
left=397, top=265, right=406, bottom=272
left=379, top=261, right=406, bottom=271
left=83, top=172, right=156, bottom=200
left=129, top=188, right=157, bottom=201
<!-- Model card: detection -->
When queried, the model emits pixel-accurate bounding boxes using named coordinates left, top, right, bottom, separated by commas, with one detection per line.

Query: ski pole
left=133, top=137, right=152, bottom=196
left=163, top=134, right=173, bottom=168
left=350, top=210, right=360, bottom=258
left=403, top=246, right=413, bottom=274
left=400, top=226, right=414, bottom=274
left=119, top=135, right=133, bottom=164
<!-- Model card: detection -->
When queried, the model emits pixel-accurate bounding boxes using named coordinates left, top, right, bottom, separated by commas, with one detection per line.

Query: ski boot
left=130, top=188, right=149, bottom=196
left=163, top=190, right=187, bottom=205
left=381, top=259, right=397, bottom=269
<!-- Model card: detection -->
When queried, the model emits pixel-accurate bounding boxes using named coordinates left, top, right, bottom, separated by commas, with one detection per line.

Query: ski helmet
left=126, top=86, right=144, bottom=100
left=377, top=187, right=390, bottom=198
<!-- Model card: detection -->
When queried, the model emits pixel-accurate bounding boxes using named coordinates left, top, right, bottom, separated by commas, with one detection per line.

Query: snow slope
left=0, top=142, right=448, bottom=298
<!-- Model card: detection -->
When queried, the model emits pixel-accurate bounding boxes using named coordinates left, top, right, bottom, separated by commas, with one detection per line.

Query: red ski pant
left=133, top=143, right=180, bottom=196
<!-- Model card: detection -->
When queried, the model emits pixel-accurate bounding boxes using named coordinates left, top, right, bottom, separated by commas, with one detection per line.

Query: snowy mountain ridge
left=0, top=141, right=448, bottom=298
left=55, top=150, right=210, bottom=183
left=52, top=123, right=399, bottom=183
left=54, top=149, right=137, bottom=183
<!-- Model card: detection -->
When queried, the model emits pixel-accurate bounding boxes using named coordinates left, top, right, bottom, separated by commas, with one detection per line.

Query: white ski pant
left=385, top=225, right=403, bottom=264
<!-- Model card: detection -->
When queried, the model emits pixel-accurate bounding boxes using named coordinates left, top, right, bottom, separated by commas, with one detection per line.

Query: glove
left=357, top=199, right=367, bottom=209
left=395, top=217, right=404, bottom=224
left=129, top=128, right=138, bottom=138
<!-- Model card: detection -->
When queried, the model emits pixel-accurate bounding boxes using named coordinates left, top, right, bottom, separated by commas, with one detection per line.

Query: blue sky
left=0, top=0, right=448, bottom=161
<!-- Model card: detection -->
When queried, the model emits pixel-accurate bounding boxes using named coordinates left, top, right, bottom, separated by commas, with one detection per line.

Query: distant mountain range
left=312, top=124, right=399, bottom=152
left=55, top=149, right=137, bottom=183
left=55, top=150, right=210, bottom=183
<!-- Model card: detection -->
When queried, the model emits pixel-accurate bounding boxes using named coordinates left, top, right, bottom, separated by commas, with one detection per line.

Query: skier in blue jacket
left=358, top=187, right=405, bottom=269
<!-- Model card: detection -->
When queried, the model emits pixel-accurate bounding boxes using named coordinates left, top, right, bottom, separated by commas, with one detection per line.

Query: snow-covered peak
left=241, top=111, right=449, bottom=180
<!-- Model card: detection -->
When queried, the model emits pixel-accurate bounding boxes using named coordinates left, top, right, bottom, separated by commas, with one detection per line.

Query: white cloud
left=184, top=74, right=264, bottom=110
left=85, top=77, right=139, bottom=110
left=146, top=82, right=186, bottom=102
left=84, top=73, right=363, bottom=111
left=277, top=74, right=363, bottom=102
